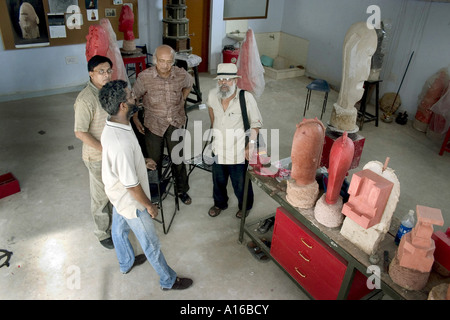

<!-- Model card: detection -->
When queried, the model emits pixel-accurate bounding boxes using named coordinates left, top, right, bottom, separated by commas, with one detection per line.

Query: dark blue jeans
left=212, top=162, right=253, bottom=211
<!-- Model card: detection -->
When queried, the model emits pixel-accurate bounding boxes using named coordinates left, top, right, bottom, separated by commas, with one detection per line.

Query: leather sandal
left=235, top=209, right=250, bottom=219
left=208, top=206, right=223, bottom=217
left=178, top=192, right=192, bottom=205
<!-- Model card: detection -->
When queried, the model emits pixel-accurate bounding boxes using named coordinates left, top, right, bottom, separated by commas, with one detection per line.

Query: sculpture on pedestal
left=389, top=205, right=444, bottom=290
left=286, top=118, right=325, bottom=209
left=314, top=131, right=354, bottom=228
left=119, top=5, right=136, bottom=52
left=340, top=159, right=400, bottom=255
left=329, top=22, right=377, bottom=132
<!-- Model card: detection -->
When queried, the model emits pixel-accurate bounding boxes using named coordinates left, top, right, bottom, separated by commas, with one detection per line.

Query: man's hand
left=145, top=158, right=157, bottom=170
left=146, top=203, right=158, bottom=219
left=132, top=114, right=145, bottom=135
left=245, top=142, right=256, bottom=162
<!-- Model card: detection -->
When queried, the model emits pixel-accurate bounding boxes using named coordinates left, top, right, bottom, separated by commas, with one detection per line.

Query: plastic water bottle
left=395, top=210, right=415, bottom=245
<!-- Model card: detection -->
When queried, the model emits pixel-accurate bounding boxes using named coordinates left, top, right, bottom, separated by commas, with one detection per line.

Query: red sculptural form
left=325, top=131, right=354, bottom=204
left=119, top=5, right=134, bottom=40
left=314, top=131, right=354, bottom=228
left=119, top=5, right=136, bottom=52
left=286, top=118, right=325, bottom=209
left=85, top=21, right=128, bottom=83
left=85, top=25, right=109, bottom=62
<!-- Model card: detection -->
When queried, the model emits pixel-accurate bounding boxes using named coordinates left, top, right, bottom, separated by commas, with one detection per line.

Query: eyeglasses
left=218, top=78, right=234, bottom=82
left=93, top=68, right=113, bottom=75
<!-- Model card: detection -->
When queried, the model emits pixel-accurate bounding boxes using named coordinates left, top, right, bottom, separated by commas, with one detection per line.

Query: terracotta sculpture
left=389, top=205, right=444, bottom=290
left=330, top=22, right=377, bottom=132
left=314, top=131, right=354, bottom=227
left=119, top=5, right=136, bottom=52
left=340, top=159, right=400, bottom=255
left=341, top=167, right=394, bottom=229
left=286, top=118, right=325, bottom=209
left=19, top=2, right=40, bottom=39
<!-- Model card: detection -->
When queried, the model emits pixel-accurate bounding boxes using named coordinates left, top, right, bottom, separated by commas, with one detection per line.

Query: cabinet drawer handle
left=301, top=238, right=313, bottom=249
left=295, top=267, right=306, bottom=278
left=298, top=251, right=310, bottom=262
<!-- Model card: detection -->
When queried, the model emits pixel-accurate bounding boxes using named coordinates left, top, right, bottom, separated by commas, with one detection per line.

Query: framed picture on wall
left=6, top=0, right=50, bottom=48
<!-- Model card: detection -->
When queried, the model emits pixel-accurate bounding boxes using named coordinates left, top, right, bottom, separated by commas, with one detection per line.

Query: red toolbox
left=0, top=172, right=20, bottom=199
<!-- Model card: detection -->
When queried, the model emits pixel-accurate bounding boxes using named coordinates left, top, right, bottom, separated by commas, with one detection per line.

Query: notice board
left=0, top=0, right=139, bottom=50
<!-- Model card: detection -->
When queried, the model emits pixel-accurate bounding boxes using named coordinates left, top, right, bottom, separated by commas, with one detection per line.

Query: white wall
left=0, top=0, right=158, bottom=101
left=281, top=0, right=450, bottom=114
left=1, top=0, right=449, bottom=116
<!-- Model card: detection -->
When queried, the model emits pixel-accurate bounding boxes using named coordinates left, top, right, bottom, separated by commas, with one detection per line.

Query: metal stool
left=357, top=80, right=382, bottom=129
left=303, top=79, right=330, bottom=120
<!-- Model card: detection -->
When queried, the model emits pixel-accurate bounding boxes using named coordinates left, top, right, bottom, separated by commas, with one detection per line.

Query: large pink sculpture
left=314, top=131, right=354, bottom=227
left=119, top=5, right=136, bottom=52
left=389, top=205, right=444, bottom=290
left=286, top=118, right=325, bottom=209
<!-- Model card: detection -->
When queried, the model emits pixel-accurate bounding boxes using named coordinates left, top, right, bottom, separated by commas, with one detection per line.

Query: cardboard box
left=0, top=172, right=20, bottom=199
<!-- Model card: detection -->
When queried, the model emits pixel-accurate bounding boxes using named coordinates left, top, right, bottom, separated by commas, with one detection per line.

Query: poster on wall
left=6, top=0, right=50, bottom=48
left=86, top=0, right=98, bottom=21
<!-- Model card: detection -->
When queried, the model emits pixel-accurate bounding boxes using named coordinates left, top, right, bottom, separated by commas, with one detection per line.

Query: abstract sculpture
left=340, top=159, right=400, bottom=255
left=329, top=22, right=377, bottom=132
left=119, top=5, right=136, bottom=52
left=314, top=132, right=354, bottom=227
left=286, top=118, right=325, bottom=209
left=389, top=205, right=444, bottom=290
left=19, top=2, right=40, bottom=39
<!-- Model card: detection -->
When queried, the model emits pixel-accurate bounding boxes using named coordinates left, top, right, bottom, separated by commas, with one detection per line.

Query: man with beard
left=99, top=80, right=193, bottom=290
left=206, top=63, right=263, bottom=218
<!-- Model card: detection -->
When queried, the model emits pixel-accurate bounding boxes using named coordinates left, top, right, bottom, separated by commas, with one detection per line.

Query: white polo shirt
left=101, top=119, right=150, bottom=219
left=207, top=88, right=263, bottom=164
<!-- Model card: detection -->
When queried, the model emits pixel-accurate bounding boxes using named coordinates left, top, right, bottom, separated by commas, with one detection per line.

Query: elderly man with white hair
left=207, top=63, right=263, bottom=219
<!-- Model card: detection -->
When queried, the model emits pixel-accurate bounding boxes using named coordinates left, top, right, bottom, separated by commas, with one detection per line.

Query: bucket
left=223, top=48, right=240, bottom=64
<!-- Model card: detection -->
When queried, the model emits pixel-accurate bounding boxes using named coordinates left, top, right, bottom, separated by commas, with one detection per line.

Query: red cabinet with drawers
left=270, top=207, right=372, bottom=300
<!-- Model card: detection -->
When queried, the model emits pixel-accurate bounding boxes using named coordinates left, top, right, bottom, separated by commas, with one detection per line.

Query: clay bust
left=119, top=5, right=135, bottom=41
left=286, top=118, right=325, bottom=209
left=19, top=2, right=40, bottom=39
left=290, top=118, right=325, bottom=185
left=330, top=22, right=377, bottom=131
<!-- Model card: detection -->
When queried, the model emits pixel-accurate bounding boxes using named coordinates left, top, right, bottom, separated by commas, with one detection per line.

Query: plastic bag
left=415, top=68, right=449, bottom=124
left=429, top=83, right=450, bottom=134
left=236, top=28, right=265, bottom=99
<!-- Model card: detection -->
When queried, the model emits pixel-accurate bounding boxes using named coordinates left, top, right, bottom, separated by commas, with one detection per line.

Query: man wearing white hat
left=207, top=63, right=263, bottom=218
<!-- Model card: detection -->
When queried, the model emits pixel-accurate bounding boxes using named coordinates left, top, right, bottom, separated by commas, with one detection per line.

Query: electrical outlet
left=65, top=56, right=78, bottom=64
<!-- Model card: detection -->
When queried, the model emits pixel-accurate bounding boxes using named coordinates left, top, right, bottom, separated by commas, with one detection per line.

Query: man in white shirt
left=207, top=63, right=263, bottom=218
left=99, top=80, right=192, bottom=290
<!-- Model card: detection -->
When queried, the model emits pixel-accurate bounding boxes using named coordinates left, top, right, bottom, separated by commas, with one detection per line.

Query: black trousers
left=144, top=125, right=189, bottom=194
left=212, top=162, right=253, bottom=211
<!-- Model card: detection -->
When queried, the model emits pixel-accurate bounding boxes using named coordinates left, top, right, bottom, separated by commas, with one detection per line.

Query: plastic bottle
left=394, top=210, right=415, bottom=245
